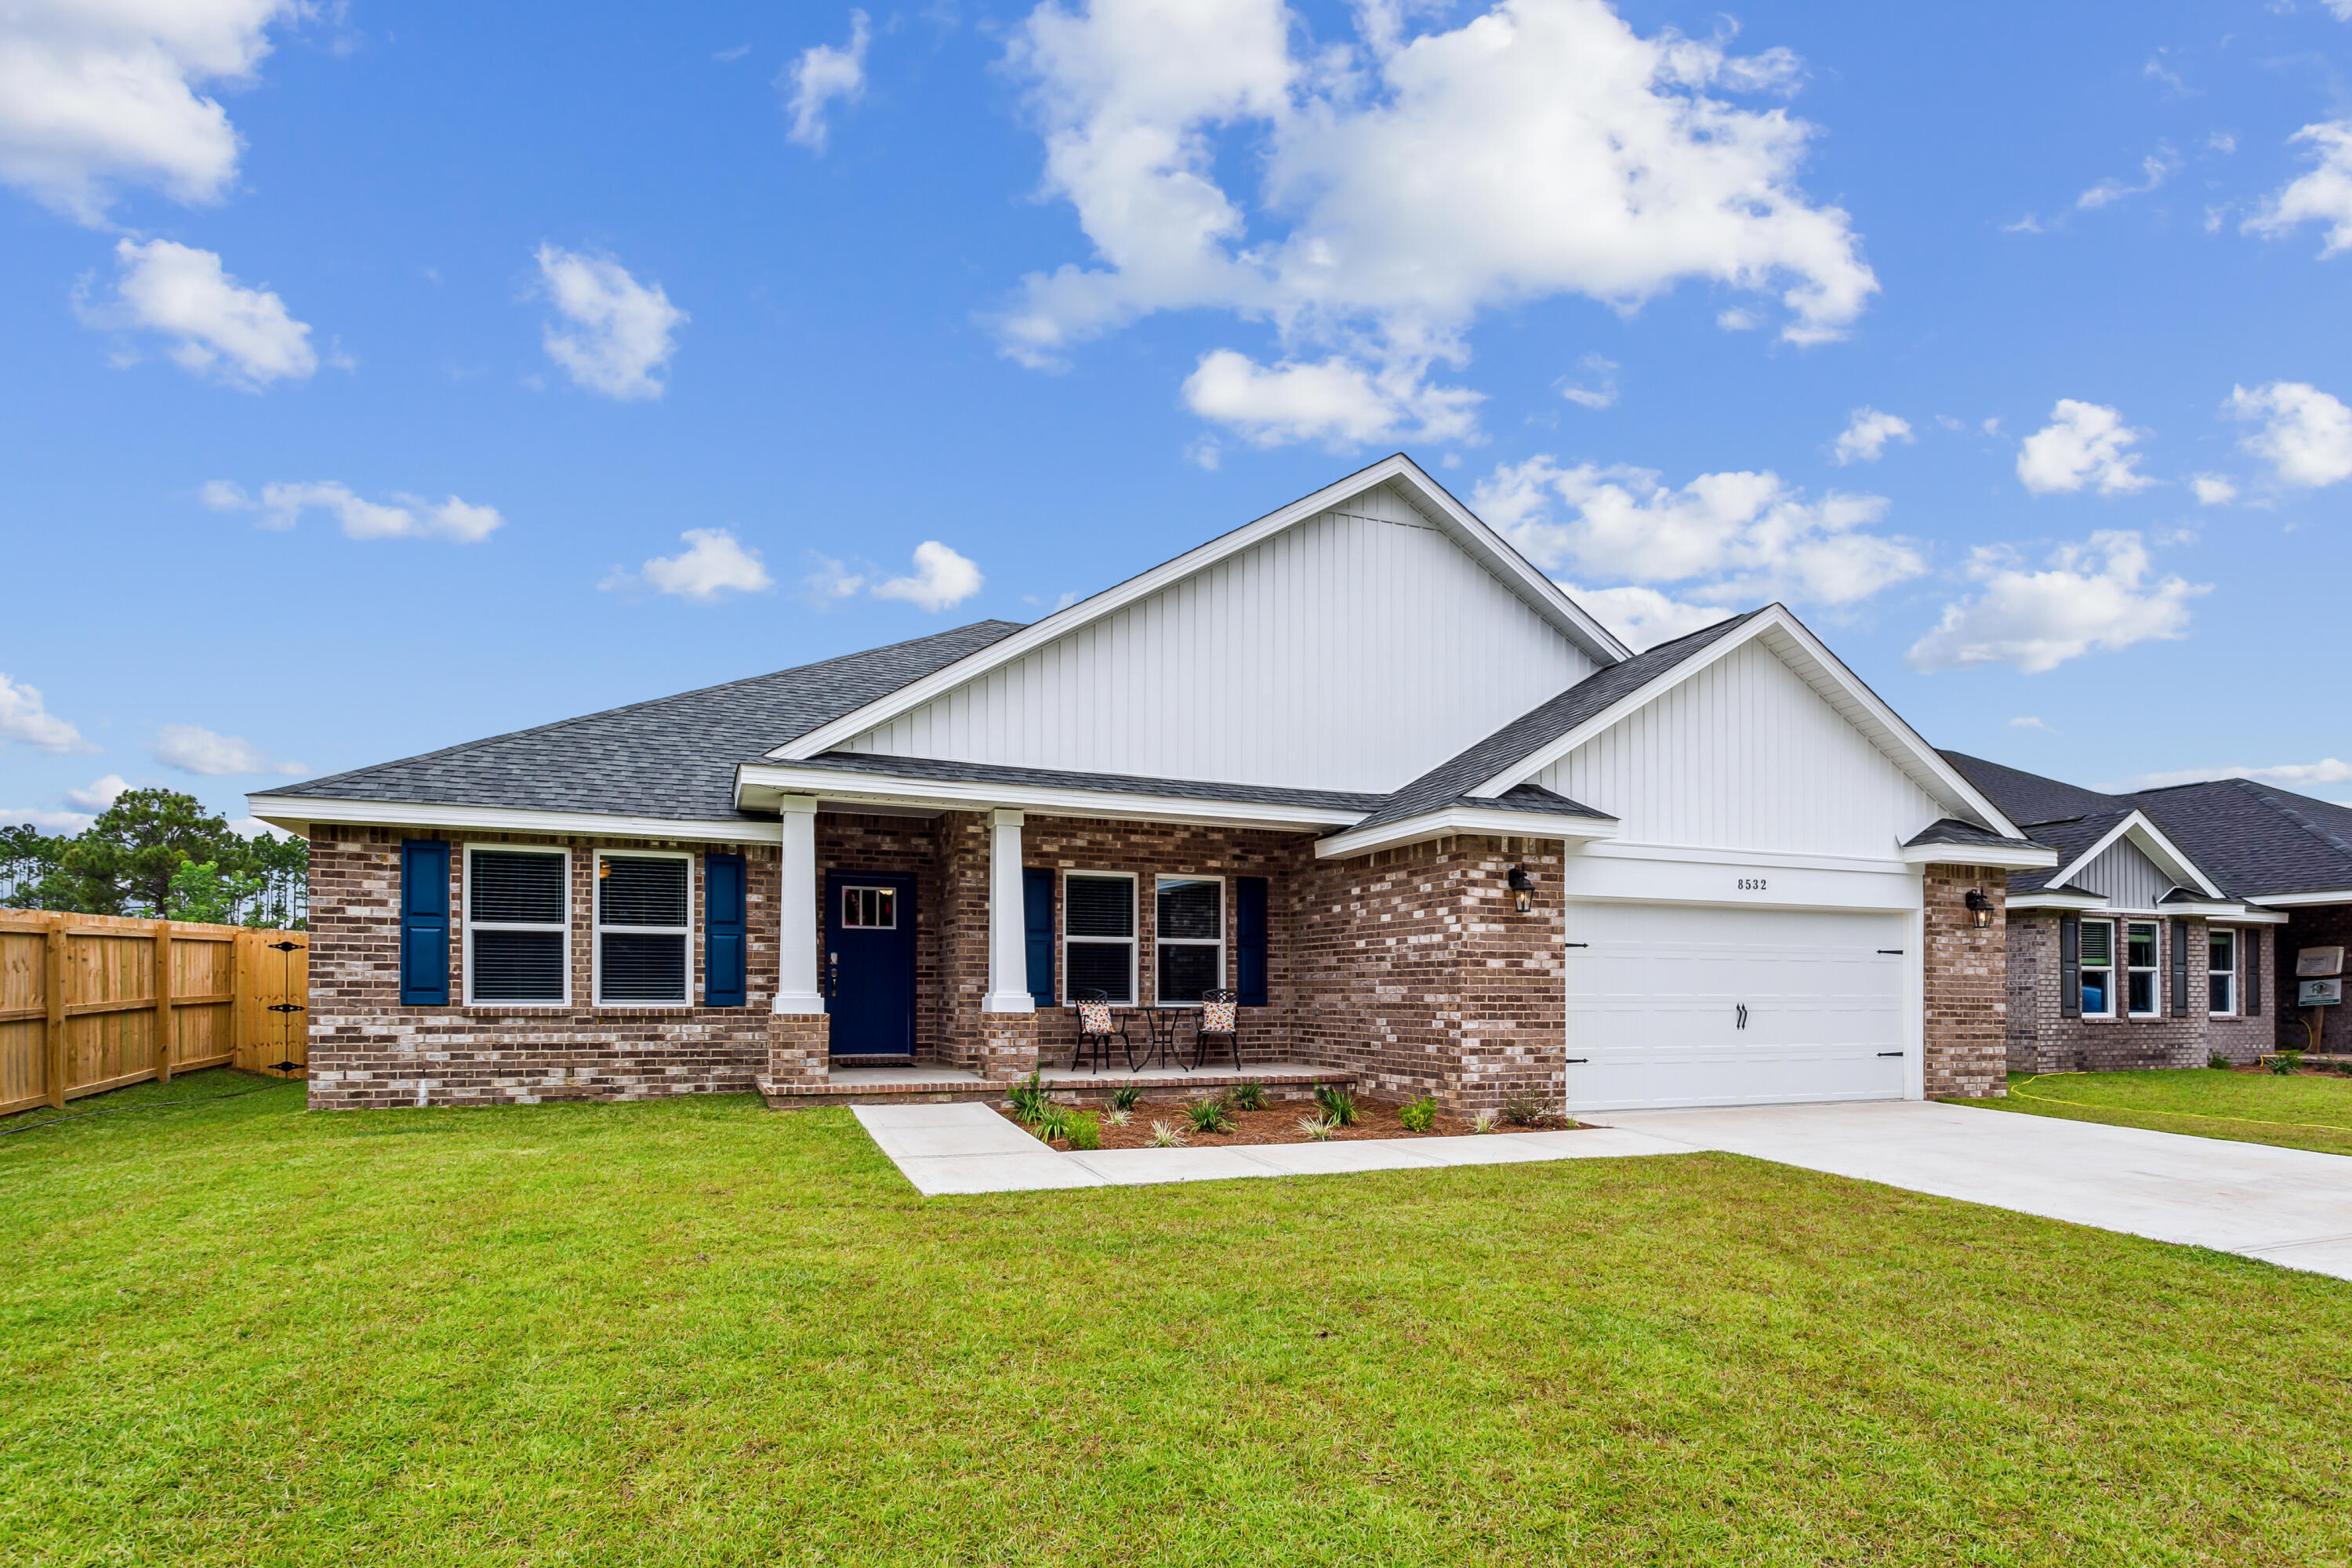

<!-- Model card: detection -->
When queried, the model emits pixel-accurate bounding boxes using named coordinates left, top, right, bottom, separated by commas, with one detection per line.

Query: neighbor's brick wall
left=306, top=824, right=780, bottom=1110
left=2005, top=911, right=2274, bottom=1072
left=1924, top=863, right=2008, bottom=1098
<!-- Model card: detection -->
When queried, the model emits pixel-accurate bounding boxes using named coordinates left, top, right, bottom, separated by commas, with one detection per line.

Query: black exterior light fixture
left=1964, top=888, right=1994, bottom=929
left=1508, top=866, right=1537, bottom=914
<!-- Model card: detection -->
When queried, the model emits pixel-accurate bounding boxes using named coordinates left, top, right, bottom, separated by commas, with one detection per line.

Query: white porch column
left=982, top=808, right=1036, bottom=1014
left=772, top=795, right=826, bottom=1014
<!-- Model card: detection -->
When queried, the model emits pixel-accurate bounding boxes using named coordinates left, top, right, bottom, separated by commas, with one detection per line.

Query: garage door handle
left=1565, top=1058, right=1588, bottom=1064
left=1564, top=942, right=1589, bottom=948
left=1877, top=1051, right=1904, bottom=1058
left=1878, top=949, right=1904, bottom=956
left=1735, top=1004, right=1748, bottom=1029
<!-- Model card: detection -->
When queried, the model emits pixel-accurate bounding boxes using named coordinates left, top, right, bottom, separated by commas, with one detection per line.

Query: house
left=249, top=456, right=2055, bottom=1115
left=1947, top=751, right=2352, bottom=1067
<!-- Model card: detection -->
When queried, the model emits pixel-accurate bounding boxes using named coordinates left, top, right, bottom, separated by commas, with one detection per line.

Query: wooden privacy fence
left=0, top=910, right=309, bottom=1116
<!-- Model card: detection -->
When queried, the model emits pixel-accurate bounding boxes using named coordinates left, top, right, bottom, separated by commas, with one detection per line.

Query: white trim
left=1153, top=873, right=1225, bottom=1005
left=591, top=848, right=694, bottom=1008
left=463, top=841, right=572, bottom=1008
left=2208, top=925, right=2239, bottom=1018
left=2124, top=918, right=2161, bottom=1017
left=1899, top=839, right=2056, bottom=869
left=982, top=807, right=1035, bottom=1014
left=2078, top=916, right=2117, bottom=1018
left=1466, top=608, right=2030, bottom=840
left=2160, top=899, right=2290, bottom=924
left=248, top=793, right=781, bottom=847
left=773, top=796, right=825, bottom=1015
left=1062, top=869, right=1138, bottom=1007
left=2043, top=811, right=2226, bottom=902
left=2240, top=887, right=2352, bottom=908
left=1904, top=904, right=1926, bottom=1102
left=1313, top=806, right=1620, bottom=861
left=736, top=761, right=1361, bottom=832
left=767, top=456, right=1630, bottom=764
left=2009, top=889, right=2112, bottom=912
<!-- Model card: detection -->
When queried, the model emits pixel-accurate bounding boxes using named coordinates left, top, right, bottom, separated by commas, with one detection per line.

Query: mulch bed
left=996, top=1093, right=1580, bottom=1150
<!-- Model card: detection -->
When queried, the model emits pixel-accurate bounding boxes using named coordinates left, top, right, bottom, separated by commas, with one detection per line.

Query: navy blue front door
left=826, top=871, right=916, bottom=1058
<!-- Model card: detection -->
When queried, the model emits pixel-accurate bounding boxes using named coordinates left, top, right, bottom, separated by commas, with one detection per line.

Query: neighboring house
left=249, top=456, right=2053, bottom=1115
left=1943, top=752, right=2352, bottom=1068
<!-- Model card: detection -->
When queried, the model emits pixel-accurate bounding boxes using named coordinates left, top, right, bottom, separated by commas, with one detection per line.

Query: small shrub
left=1110, top=1084, right=1143, bottom=1112
left=1185, top=1096, right=1235, bottom=1135
left=1148, top=1120, right=1189, bottom=1148
left=1105, top=1107, right=1132, bottom=1127
left=1065, top=1112, right=1102, bottom=1152
left=1033, top=1105, right=1074, bottom=1143
left=1501, top=1090, right=1548, bottom=1127
left=2209, top=1051, right=2230, bottom=1069
left=1296, top=1114, right=1335, bottom=1142
left=1313, top=1084, right=1359, bottom=1127
left=1231, top=1081, right=1268, bottom=1111
left=1398, top=1094, right=1439, bottom=1134
left=1472, top=1109, right=1499, bottom=1134
left=2270, top=1051, right=2303, bottom=1076
left=1007, top=1072, right=1050, bottom=1123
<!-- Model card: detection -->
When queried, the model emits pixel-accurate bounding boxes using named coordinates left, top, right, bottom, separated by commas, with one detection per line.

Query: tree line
left=1, top=789, right=307, bottom=928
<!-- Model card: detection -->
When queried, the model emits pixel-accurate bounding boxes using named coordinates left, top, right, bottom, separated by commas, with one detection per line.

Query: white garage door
left=1564, top=901, right=1910, bottom=1112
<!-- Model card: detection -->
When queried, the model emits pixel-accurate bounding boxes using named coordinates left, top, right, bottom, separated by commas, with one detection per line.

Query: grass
left=4, top=1070, right=2351, bottom=1566
left=1978, top=1068, right=2352, bottom=1159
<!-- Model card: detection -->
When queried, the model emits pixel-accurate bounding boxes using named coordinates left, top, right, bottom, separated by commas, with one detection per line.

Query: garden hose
left=2009, top=1072, right=2352, bottom=1138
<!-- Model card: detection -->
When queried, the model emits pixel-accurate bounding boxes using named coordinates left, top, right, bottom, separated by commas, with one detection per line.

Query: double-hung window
left=1155, top=876, right=1223, bottom=1004
left=2208, top=927, right=2238, bottom=1016
left=1064, top=873, right=1136, bottom=1004
left=2078, top=919, right=2115, bottom=1018
left=466, top=845, right=569, bottom=1004
left=596, top=851, right=691, bottom=1005
left=2125, top=920, right=2161, bottom=1017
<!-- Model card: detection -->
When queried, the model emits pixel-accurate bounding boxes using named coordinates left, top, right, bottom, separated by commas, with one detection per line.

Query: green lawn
left=5, top=1072, right=2350, bottom=1566
left=1980, top=1068, right=2352, bottom=1159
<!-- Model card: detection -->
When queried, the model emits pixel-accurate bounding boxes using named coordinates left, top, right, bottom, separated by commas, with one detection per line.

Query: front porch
left=757, top=1059, right=1359, bottom=1109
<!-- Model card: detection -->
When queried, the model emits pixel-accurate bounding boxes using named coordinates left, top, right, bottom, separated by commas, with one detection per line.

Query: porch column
left=773, top=796, right=826, bottom=1014
left=981, top=808, right=1036, bottom=1014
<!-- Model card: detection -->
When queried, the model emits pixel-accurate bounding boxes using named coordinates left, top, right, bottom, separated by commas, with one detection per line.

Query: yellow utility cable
left=2009, top=1072, right=2352, bottom=1138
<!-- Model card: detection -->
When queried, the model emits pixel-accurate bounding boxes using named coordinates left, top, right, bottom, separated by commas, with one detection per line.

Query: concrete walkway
left=851, top=1099, right=2352, bottom=1283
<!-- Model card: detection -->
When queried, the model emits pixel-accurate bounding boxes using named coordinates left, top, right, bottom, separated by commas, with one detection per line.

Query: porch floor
left=757, top=1061, right=1356, bottom=1109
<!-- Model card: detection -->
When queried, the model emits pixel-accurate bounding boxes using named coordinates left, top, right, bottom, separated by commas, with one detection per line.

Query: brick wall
left=306, top=824, right=779, bottom=1110
left=815, top=814, right=947, bottom=1062
left=1923, top=864, right=2008, bottom=1098
left=2277, top=906, right=2352, bottom=1054
left=2005, top=910, right=2275, bottom=1072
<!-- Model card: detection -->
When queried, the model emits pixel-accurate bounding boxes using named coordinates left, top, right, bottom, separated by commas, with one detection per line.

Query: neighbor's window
left=596, top=851, right=691, bottom=1005
left=466, top=845, right=569, bottom=1004
left=2126, top=920, right=2160, bottom=1016
left=1155, top=876, right=1224, bottom=1004
left=1064, top=873, right=1135, bottom=1005
left=2209, top=927, right=2238, bottom=1016
left=2079, top=919, right=2115, bottom=1018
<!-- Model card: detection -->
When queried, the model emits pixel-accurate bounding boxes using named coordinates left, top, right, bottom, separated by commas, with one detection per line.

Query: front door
left=826, top=871, right=916, bottom=1058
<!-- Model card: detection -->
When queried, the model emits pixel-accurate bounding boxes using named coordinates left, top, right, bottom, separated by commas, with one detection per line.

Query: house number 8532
left=1737, top=877, right=1768, bottom=891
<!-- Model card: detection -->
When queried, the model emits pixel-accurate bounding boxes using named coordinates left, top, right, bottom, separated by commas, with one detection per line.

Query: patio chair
left=1070, top=989, right=1138, bottom=1073
left=1190, top=988, right=1242, bottom=1073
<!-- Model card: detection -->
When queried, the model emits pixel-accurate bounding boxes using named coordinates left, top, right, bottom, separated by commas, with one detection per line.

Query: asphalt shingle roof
left=783, top=751, right=1389, bottom=814
left=1900, top=818, right=2050, bottom=855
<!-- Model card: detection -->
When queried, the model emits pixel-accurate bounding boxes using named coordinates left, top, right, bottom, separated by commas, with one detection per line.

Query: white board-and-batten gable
left=785, top=460, right=1624, bottom=795
left=2071, top=836, right=2179, bottom=910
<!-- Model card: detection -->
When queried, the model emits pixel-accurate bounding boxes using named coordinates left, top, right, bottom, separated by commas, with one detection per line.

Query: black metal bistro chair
left=1190, top=989, right=1243, bottom=1073
left=1069, top=989, right=1138, bottom=1073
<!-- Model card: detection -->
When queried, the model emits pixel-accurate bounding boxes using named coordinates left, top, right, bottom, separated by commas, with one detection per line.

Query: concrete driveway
left=1603, top=1100, right=2352, bottom=1283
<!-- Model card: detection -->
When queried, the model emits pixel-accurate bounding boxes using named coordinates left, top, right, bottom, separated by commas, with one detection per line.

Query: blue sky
left=4, top=0, right=2350, bottom=833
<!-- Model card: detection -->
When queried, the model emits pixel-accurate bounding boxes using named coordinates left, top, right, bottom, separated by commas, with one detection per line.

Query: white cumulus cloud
left=2225, top=380, right=2352, bottom=488
left=1000, top=0, right=1876, bottom=446
left=2016, top=399, right=2154, bottom=495
left=64, top=774, right=130, bottom=811
left=88, top=239, right=317, bottom=388
left=1560, top=583, right=1734, bottom=652
left=2244, top=121, right=2352, bottom=256
left=0, top=806, right=94, bottom=833
left=2077, top=147, right=2177, bottom=211
left=783, top=9, right=869, bottom=151
left=608, top=528, right=775, bottom=601
left=873, top=541, right=983, bottom=612
left=2189, top=473, right=2238, bottom=505
left=2124, top=758, right=2352, bottom=792
left=0, top=673, right=96, bottom=754
left=0, top=0, right=292, bottom=223
left=1905, top=531, right=2206, bottom=674
left=1180, top=349, right=1479, bottom=447
left=534, top=245, right=687, bottom=401
left=205, top=480, right=503, bottom=543
left=1559, top=354, right=1619, bottom=410
left=152, top=723, right=304, bottom=778
left=1831, top=407, right=1912, bottom=465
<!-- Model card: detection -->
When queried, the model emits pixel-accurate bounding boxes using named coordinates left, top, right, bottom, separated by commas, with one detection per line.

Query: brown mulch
left=996, top=1092, right=1580, bottom=1150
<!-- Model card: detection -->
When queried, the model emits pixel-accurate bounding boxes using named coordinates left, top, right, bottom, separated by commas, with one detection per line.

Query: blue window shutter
left=399, top=839, right=450, bottom=1006
left=1024, top=866, right=1056, bottom=1007
left=706, top=852, right=747, bottom=1007
left=1236, top=876, right=1269, bottom=1007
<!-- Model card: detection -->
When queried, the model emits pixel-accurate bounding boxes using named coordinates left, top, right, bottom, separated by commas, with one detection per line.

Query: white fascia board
left=736, top=763, right=1359, bottom=833
left=1312, top=806, right=1619, bottom=861
left=768, top=455, right=1630, bottom=764
left=2240, top=887, right=2352, bottom=909
left=2008, top=890, right=2111, bottom=911
left=1900, top=840, right=2058, bottom=869
left=2045, top=811, right=2225, bottom=901
left=2161, top=900, right=2292, bottom=924
left=245, top=794, right=784, bottom=845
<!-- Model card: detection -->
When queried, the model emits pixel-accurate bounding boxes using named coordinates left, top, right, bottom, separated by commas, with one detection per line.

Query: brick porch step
left=757, top=1062, right=1358, bottom=1110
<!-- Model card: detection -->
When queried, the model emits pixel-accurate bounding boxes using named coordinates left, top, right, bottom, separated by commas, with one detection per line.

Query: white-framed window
left=840, top=884, right=898, bottom=929
left=2209, top=927, right=2238, bottom=1017
left=2125, top=920, right=2160, bottom=1017
left=594, top=849, right=693, bottom=1006
left=2078, top=918, right=2115, bottom=1018
left=1063, top=871, right=1135, bottom=1006
left=1155, top=875, right=1224, bottom=1005
left=465, top=844, right=569, bottom=1005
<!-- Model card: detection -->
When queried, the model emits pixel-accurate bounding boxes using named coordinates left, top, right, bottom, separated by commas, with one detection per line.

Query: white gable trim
left=1470, top=605, right=2028, bottom=840
left=1312, top=805, right=1620, bottom=861
left=1898, top=840, right=2056, bottom=870
left=2245, top=887, right=2352, bottom=908
left=2047, top=811, right=2226, bottom=901
left=768, top=455, right=1630, bottom=764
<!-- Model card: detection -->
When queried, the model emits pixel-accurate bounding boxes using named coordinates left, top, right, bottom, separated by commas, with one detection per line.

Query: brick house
left=1941, top=752, right=2352, bottom=1070
left=250, top=456, right=2053, bottom=1114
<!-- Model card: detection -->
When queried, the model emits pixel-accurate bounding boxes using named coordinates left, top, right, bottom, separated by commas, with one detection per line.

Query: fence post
left=230, top=930, right=247, bottom=1071
left=153, top=919, right=175, bottom=1086
left=44, top=913, right=67, bottom=1109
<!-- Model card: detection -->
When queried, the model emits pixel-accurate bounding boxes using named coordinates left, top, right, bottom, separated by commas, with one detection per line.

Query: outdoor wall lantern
left=1965, top=888, right=1994, bottom=928
left=1508, top=866, right=1537, bottom=914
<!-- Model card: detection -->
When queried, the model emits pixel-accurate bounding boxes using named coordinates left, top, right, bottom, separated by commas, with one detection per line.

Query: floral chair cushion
left=1199, top=999, right=1238, bottom=1035
left=1076, top=1000, right=1115, bottom=1034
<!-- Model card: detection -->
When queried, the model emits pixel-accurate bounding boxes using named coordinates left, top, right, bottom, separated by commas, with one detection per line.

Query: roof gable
left=2126, top=778, right=2352, bottom=899
left=2040, top=811, right=2223, bottom=901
